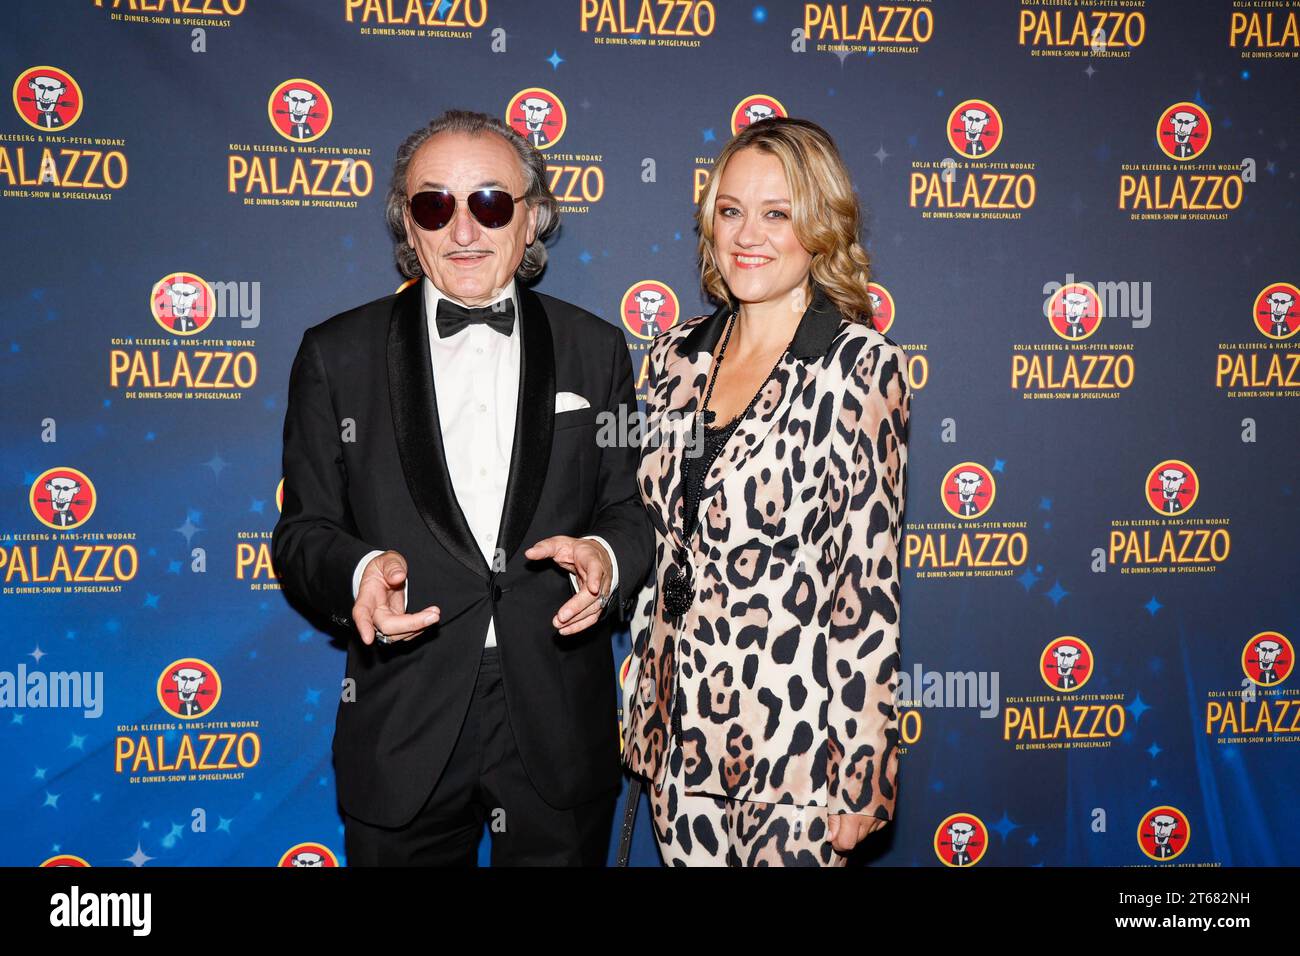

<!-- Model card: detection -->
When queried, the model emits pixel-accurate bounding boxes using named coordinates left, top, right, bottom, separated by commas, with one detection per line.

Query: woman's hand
left=828, top=812, right=887, bottom=854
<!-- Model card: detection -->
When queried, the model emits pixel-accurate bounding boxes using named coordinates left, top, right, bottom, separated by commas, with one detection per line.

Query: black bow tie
left=435, top=297, right=515, bottom=338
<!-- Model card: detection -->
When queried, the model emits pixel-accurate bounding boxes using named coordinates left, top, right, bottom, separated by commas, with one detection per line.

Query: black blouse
left=681, top=417, right=736, bottom=541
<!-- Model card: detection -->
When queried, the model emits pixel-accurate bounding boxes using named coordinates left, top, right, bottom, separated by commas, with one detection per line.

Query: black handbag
left=615, top=777, right=643, bottom=867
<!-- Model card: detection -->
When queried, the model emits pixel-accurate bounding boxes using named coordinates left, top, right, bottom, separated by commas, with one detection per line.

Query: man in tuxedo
left=272, top=109, right=651, bottom=866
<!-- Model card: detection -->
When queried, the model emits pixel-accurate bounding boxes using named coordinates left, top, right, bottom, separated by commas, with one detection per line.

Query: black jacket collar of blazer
left=676, top=282, right=846, bottom=362
left=386, top=278, right=555, bottom=581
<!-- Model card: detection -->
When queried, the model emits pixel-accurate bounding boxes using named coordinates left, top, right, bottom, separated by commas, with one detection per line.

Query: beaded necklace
left=662, top=309, right=792, bottom=617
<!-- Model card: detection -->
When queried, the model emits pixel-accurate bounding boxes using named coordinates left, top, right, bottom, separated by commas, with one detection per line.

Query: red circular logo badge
left=157, top=658, right=222, bottom=721
left=1145, top=459, right=1198, bottom=516
left=934, top=813, right=987, bottom=867
left=947, top=99, right=1002, bottom=159
left=150, top=272, right=216, bottom=336
left=1242, top=631, right=1292, bottom=687
left=13, top=66, right=82, bottom=132
left=30, top=466, right=96, bottom=531
left=620, top=280, right=680, bottom=341
left=1040, top=636, right=1094, bottom=693
left=1253, top=282, right=1298, bottom=340
left=941, top=461, right=996, bottom=520
left=1047, top=283, right=1103, bottom=341
left=867, top=282, right=895, bottom=335
left=279, top=842, right=339, bottom=867
left=1156, top=102, right=1210, bottom=161
left=1137, top=805, right=1190, bottom=861
left=507, top=87, right=567, bottom=150
left=268, top=79, right=332, bottom=143
left=731, top=94, right=787, bottom=135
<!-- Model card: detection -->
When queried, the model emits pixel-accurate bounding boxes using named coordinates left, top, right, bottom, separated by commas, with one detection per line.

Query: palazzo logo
left=4, top=467, right=138, bottom=594
left=228, top=81, right=373, bottom=206
left=3, top=66, right=130, bottom=200
left=108, top=273, right=260, bottom=401
left=114, top=658, right=262, bottom=782
left=1108, top=459, right=1230, bottom=575
left=910, top=99, right=1038, bottom=219
left=1214, top=282, right=1300, bottom=397
left=905, top=462, right=1030, bottom=579
left=507, top=87, right=604, bottom=215
left=1118, top=102, right=1242, bottom=219
left=1002, top=637, right=1125, bottom=749
left=868, top=282, right=929, bottom=396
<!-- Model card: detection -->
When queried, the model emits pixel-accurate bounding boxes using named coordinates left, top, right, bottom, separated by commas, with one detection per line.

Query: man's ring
left=375, top=629, right=392, bottom=644
left=598, top=592, right=610, bottom=610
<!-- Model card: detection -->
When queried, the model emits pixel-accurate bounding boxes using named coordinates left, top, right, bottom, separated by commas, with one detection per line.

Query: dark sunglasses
left=408, top=189, right=525, bottom=231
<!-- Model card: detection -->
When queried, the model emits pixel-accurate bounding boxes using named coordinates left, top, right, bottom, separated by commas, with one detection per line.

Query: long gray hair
left=385, top=109, right=559, bottom=282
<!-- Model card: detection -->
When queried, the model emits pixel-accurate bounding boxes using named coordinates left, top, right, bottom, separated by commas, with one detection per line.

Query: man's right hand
left=353, top=550, right=440, bottom=645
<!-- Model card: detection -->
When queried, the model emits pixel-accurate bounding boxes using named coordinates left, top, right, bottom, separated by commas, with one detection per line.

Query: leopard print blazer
left=622, top=286, right=912, bottom=822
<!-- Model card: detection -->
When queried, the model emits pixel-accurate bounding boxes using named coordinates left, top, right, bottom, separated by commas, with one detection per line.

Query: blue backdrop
left=2, top=0, right=1297, bottom=867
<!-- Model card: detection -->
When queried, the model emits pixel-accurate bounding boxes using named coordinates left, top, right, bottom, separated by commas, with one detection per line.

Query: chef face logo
left=934, top=813, right=988, bottom=867
left=1157, top=102, right=1210, bottom=162
left=279, top=842, right=339, bottom=867
left=1253, top=282, right=1299, bottom=340
left=13, top=66, right=83, bottom=132
left=867, top=282, right=895, bottom=335
left=150, top=272, right=216, bottom=336
left=40, top=855, right=90, bottom=867
left=1145, top=459, right=1198, bottom=516
left=941, top=461, right=996, bottom=520
left=946, top=99, right=1002, bottom=159
left=1138, top=806, right=1190, bottom=861
left=506, top=87, right=566, bottom=150
left=1242, top=631, right=1293, bottom=687
left=268, top=79, right=332, bottom=143
left=621, top=280, right=680, bottom=341
left=157, top=658, right=222, bottom=720
left=730, top=94, right=787, bottom=135
left=1047, top=283, right=1103, bottom=341
left=1039, top=637, right=1094, bottom=693
left=30, top=466, right=97, bottom=531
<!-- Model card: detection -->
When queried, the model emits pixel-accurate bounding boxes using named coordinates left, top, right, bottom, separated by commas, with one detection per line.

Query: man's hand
left=827, top=813, right=888, bottom=854
left=524, top=535, right=612, bottom=636
left=353, top=550, right=439, bottom=646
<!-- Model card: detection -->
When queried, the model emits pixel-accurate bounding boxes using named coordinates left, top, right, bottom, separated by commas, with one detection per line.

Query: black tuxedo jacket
left=272, top=280, right=652, bottom=827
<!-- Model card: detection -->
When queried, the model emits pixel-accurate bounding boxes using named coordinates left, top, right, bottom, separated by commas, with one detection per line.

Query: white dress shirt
left=351, top=276, right=617, bottom=645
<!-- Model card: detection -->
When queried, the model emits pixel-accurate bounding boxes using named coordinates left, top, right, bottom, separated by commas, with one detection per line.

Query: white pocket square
left=555, top=391, right=591, bottom=413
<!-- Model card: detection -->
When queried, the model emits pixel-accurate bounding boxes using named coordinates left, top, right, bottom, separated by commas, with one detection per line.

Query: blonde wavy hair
left=697, top=116, right=873, bottom=324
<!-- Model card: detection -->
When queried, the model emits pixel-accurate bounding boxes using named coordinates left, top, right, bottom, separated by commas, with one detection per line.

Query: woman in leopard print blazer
left=621, top=117, right=912, bottom=866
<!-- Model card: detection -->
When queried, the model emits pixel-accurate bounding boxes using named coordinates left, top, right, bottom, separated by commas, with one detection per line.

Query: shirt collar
left=678, top=282, right=846, bottom=361
left=423, top=275, right=519, bottom=340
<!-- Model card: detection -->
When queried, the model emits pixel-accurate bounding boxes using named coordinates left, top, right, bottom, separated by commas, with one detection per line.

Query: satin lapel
left=495, top=284, right=555, bottom=565
left=387, top=281, right=488, bottom=578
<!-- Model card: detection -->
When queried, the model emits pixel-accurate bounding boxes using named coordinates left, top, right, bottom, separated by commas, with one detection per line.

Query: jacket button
left=641, top=679, right=654, bottom=705
left=491, top=584, right=503, bottom=602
